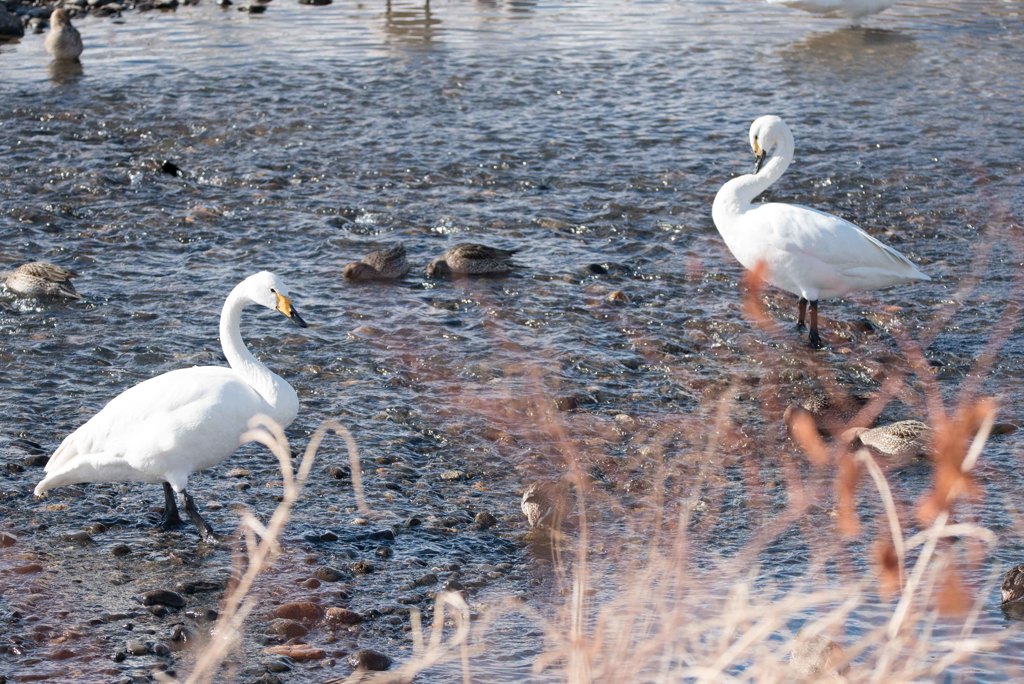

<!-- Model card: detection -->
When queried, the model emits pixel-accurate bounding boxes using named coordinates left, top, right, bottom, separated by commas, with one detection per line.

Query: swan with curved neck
left=712, top=115, right=929, bottom=347
left=34, top=271, right=307, bottom=541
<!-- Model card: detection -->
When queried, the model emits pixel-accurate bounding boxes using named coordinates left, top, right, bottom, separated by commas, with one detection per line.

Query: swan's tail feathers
left=34, top=453, right=135, bottom=496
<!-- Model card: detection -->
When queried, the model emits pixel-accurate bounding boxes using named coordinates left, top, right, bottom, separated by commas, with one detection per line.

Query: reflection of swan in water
left=48, top=59, right=84, bottom=84
left=767, top=0, right=893, bottom=23
left=779, top=27, right=917, bottom=75
left=384, top=0, right=441, bottom=44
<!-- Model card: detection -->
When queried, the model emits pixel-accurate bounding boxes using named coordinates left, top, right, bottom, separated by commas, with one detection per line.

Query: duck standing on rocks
left=44, top=8, right=84, bottom=62
left=426, top=243, right=518, bottom=279
left=844, top=420, right=932, bottom=459
left=2, top=261, right=82, bottom=299
left=343, top=244, right=410, bottom=281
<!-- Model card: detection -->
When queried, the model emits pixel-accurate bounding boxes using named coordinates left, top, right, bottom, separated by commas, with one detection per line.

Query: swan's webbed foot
left=160, top=482, right=185, bottom=530
left=808, top=330, right=823, bottom=349
left=182, top=491, right=222, bottom=543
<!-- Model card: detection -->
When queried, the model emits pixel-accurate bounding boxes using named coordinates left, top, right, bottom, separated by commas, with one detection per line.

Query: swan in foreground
left=426, top=243, right=519, bottom=278
left=766, top=0, right=894, bottom=22
left=343, top=243, right=410, bottom=281
left=44, top=8, right=83, bottom=62
left=2, top=261, right=81, bottom=299
left=712, top=115, right=929, bottom=347
left=34, top=271, right=307, bottom=542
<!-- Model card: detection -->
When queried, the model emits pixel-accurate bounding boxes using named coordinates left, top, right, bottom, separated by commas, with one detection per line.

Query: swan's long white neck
left=220, top=284, right=282, bottom=410
left=712, top=139, right=793, bottom=224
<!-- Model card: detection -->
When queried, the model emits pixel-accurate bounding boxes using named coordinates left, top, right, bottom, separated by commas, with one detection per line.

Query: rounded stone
left=348, top=648, right=391, bottom=671
left=273, top=601, right=324, bottom=623
left=325, top=607, right=363, bottom=625
left=142, top=590, right=186, bottom=609
left=474, top=511, right=497, bottom=529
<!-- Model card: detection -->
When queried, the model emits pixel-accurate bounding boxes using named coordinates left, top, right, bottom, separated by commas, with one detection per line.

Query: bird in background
left=44, top=8, right=83, bottom=62
left=34, top=271, right=307, bottom=543
left=343, top=243, right=410, bottom=281
left=712, top=115, right=929, bottom=348
left=426, top=243, right=519, bottom=279
left=2, top=261, right=81, bottom=299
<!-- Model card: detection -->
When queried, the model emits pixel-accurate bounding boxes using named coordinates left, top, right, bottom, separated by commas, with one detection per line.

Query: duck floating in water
left=2, top=261, right=81, bottom=299
left=34, top=271, right=307, bottom=542
left=44, top=8, right=83, bottom=62
left=343, top=243, right=410, bottom=281
left=426, top=243, right=518, bottom=279
left=712, top=115, right=929, bottom=347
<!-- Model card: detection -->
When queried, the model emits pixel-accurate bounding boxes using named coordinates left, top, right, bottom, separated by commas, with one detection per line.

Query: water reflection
left=47, top=58, right=84, bottom=84
left=383, top=0, right=441, bottom=45
left=779, top=26, right=918, bottom=74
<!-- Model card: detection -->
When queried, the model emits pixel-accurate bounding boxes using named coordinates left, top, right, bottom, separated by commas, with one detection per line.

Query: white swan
left=766, top=0, right=894, bottom=22
left=34, top=271, right=307, bottom=541
left=712, top=115, right=929, bottom=347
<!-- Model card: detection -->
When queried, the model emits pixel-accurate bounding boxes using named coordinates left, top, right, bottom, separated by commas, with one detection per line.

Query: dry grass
left=162, top=222, right=1023, bottom=683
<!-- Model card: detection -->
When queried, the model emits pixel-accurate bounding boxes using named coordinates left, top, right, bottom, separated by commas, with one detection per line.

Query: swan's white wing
left=42, top=366, right=269, bottom=490
left=737, top=202, right=928, bottom=299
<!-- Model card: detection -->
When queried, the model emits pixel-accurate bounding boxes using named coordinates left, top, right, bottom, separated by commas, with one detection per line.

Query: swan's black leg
left=808, top=300, right=822, bottom=349
left=181, top=491, right=221, bottom=543
left=797, top=297, right=808, bottom=331
left=161, top=482, right=184, bottom=530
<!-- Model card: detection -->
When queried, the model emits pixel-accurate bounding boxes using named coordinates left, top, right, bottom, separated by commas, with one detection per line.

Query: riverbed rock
left=314, top=566, right=344, bottom=582
left=273, top=601, right=324, bottom=623
left=142, top=589, right=185, bottom=609
left=0, top=4, right=25, bottom=38
left=263, top=644, right=326, bottom=661
left=351, top=560, right=374, bottom=575
left=325, top=607, right=363, bottom=625
left=475, top=511, right=497, bottom=529
left=266, top=619, right=308, bottom=640
left=0, top=532, right=16, bottom=547
left=348, top=648, right=391, bottom=671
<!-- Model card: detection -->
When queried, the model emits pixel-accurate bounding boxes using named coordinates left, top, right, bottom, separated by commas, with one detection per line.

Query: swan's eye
left=270, top=288, right=277, bottom=294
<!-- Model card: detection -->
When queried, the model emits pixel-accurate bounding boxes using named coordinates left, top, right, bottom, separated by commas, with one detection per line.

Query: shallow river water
left=1, top=0, right=1023, bottom=681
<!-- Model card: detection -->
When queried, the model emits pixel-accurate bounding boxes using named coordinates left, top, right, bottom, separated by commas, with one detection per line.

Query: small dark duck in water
left=783, top=391, right=869, bottom=437
left=44, top=8, right=83, bottom=62
left=2, top=262, right=81, bottom=299
left=343, top=243, right=410, bottom=281
left=426, top=243, right=518, bottom=278
left=843, top=420, right=932, bottom=459
left=1002, top=565, right=1024, bottom=620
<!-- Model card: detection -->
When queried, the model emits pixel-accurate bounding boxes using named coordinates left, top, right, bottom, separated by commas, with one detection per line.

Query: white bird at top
left=765, top=0, right=895, bottom=23
left=712, top=115, right=930, bottom=348
left=34, top=271, right=307, bottom=542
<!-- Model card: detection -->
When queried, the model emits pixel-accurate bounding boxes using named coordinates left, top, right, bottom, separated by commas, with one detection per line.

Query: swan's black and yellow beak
left=753, top=141, right=767, bottom=174
left=275, top=292, right=308, bottom=328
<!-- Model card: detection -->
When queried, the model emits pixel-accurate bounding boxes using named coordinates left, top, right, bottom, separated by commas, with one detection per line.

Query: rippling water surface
left=2, top=0, right=1023, bottom=681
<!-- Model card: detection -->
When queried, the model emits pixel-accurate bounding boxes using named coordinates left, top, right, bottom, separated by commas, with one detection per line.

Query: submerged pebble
left=348, top=648, right=391, bottom=671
